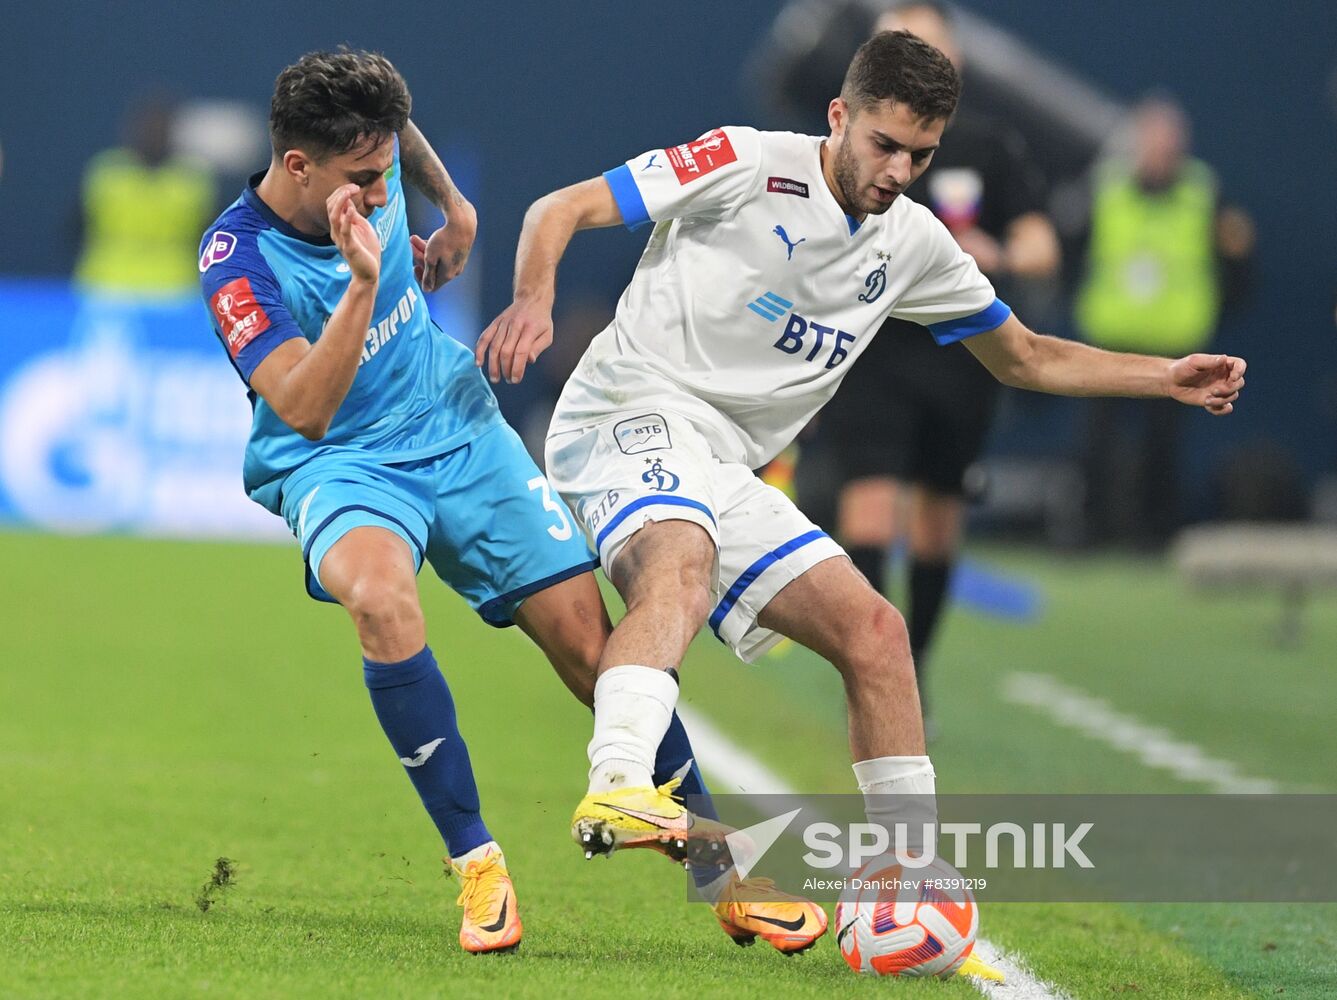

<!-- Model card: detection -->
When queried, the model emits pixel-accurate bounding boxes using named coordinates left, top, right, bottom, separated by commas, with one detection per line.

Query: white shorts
left=545, top=409, right=845, bottom=662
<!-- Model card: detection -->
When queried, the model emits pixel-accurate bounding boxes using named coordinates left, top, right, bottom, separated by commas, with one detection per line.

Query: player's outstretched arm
left=966, top=314, right=1246, bottom=415
left=400, top=119, right=477, bottom=291
left=249, top=184, right=380, bottom=440
left=475, top=177, right=624, bottom=385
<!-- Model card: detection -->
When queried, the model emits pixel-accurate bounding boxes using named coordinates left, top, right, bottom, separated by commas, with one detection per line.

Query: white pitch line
left=967, top=938, right=1073, bottom=1000
left=675, top=704, right=1067, bottom=1000
left=674, top=701, right=801, bottom=796
left=1001, top=672, right=1281, bottom=794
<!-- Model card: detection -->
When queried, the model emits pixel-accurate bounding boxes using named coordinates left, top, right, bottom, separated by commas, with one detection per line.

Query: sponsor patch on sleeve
left=766, top=176, right=809, bottom=198
left=199, top=231, right=237, bottom=272
left=666, top=128, right=738, bottom=185
left=614, top=413, right=672, bottom=455
left=210, top=276, right=272, bottom=358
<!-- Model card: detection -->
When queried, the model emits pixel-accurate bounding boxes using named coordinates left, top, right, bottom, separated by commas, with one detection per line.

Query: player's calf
left=512, top=570, right=613, bottom=707
left=830, top=595, right=923, bottom=758
left=576, top=524, right=716, bottom=810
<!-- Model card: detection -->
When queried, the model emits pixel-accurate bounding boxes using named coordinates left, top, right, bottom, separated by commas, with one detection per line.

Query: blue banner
left=0, top=278, right=479, bottom=539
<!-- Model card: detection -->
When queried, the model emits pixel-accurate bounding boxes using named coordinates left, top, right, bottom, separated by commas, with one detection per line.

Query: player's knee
left=670, top=557, right=715, bottom=624
left=841, top=597, right=914, bottom=691
left=910, top=520, right=959, bottom=560
left=615, top=522, right=715, bottom=627
left=910, top=492, right=964, bottom=557
left=343, top=572, right=423, bottom=641
left=627, top=566, right=713, bottom=630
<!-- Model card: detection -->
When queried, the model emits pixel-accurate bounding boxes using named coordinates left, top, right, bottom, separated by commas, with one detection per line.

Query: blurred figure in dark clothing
left=750, top=0, right=1109, bottom=189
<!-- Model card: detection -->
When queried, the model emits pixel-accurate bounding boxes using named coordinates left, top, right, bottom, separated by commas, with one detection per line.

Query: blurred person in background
left=792, top=2, right=1061, bottom=730
left=75, top=97, right=215, bottom=297
left=1075, top=95, right=1254, bottom=547
left=752, top=0, right=1106, bottom=200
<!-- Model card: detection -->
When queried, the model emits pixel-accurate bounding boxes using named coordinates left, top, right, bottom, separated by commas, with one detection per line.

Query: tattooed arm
left=400, top=119, right=478, bottom=291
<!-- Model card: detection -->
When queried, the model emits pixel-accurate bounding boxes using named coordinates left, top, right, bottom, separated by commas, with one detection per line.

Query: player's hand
left=475, top=297, right=554, bottom=384
left=1167, top=353, right=1247, bottom=415
left=411, top=201, right=477, bottom=291
left=327, top=184, right=380, bottom=285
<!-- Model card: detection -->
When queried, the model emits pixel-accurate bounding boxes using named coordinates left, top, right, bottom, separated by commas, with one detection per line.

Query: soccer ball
left=834, top=855, right=978, bottom=977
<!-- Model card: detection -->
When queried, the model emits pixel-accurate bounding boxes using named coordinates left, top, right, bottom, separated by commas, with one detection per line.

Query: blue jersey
left=198, top=143, right=503, bottom=513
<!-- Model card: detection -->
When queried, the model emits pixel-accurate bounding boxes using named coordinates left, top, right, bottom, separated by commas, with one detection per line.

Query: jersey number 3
left=528, top=476, right=574, bottom=541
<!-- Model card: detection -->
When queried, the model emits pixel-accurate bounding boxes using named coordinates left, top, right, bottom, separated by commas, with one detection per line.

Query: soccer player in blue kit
left=199, top=49, right=789, bottom=955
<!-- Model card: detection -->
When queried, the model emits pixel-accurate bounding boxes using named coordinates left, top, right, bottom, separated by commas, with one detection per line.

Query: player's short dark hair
left=269, top=48, right=411, bottom=160
left=841, top=30, right=960, bottom=121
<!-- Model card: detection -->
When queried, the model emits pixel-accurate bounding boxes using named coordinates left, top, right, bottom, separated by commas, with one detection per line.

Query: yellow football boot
left=450, top=848, right=521, bottom=954
left=571, top=776, right=732, bottom=866
left=956, top=950, right=1006, bottom=981
left=713, top=876, right=828, bottom=954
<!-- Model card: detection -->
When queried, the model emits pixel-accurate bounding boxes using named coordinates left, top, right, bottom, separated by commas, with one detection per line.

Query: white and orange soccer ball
left=834, top=855, right=978, bottom=978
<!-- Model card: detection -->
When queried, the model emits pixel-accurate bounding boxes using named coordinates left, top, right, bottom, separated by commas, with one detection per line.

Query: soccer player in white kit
left=477, top=31, right=1245, bottom=962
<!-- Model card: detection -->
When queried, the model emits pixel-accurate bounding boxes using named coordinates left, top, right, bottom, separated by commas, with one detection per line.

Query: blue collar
left=243, top=172, right=335, bottom=246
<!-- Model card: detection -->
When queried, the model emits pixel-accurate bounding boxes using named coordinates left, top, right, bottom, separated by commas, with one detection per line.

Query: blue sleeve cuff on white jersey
left=603, top=164, right=651, bottom=231
left=928, top=298, right=1012, bottom=345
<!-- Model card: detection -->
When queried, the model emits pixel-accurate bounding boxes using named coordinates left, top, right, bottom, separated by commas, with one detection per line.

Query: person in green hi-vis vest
left=1076, top=96, right=1253, bottom=547
left=75, top=99, right=216, bottom=298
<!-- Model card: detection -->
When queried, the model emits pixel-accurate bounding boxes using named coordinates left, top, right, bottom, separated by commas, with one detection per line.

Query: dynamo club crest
left=859, top=262, right=887, bottom=304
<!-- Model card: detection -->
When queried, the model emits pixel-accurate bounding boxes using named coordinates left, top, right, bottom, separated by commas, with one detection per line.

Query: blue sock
left=363, top=646, right=491, bottom=858
left=655, top=711, right=729, bottom=890
left=654, top=711, right=720, bottom=819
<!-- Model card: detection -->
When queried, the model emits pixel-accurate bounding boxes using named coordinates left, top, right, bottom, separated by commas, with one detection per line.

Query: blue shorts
left=279, top=423, right=598, bottom=627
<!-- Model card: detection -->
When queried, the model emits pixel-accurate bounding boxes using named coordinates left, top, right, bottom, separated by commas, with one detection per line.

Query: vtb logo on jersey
left=615, top=413, right=672, bottom=455
left=746, top=292, right=856, bottom=370
left=642, top=457, right=680, bottom=493
left=666, top=128, right=737, bottom=185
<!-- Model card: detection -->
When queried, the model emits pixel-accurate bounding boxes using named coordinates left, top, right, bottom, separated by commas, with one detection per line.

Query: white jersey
left=549, top=126, right=1010, bottom=469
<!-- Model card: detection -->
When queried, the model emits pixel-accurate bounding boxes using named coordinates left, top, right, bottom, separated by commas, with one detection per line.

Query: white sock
left=587, top=665, right=679, bottom=792
left=853, top=755, right=937, bottom=858
left=452, top=840, right=502, bottom=868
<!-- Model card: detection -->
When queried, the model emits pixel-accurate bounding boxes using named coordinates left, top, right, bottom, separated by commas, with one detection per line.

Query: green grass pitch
left=2, top=531, right=1334, bottom=998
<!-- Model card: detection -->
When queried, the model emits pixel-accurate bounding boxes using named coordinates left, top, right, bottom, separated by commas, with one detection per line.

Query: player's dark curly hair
left=269, top=48, right=411, bottom=160
left=841, top=30, right=960, bottom=121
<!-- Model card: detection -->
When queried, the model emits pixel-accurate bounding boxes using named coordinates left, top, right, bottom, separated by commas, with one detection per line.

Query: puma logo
left=773, top=225, right=806, bottom=260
